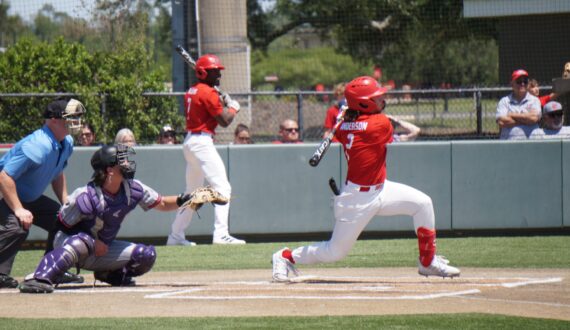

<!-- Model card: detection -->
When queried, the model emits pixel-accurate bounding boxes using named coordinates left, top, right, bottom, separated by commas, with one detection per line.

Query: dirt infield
left=0, top=268, right=568, bottom=320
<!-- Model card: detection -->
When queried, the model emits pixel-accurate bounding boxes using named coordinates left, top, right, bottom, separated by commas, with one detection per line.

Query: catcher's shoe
left=0, top=273, right=18, bottom=289
left=213, top=235, right=246, bottom=245
left=94, top=270, right=136, bottom=287
left=418, top=255, right=460, bottom=278
left=19, top=279, right=54, bottom=294
left=272, top=248, right=299, bottom=282
left=55, top=272, right=85, bottom=285
left=166, top=235, right=197, bottom=246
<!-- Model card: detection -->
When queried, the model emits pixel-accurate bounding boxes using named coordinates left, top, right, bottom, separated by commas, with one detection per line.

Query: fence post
left=100, top=94, right=107, bottom=143
left=297, top=93, right=304, bottom=138
left=475, top=90, right=482, bottom=136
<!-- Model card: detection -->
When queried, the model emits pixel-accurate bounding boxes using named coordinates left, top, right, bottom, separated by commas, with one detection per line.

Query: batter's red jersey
left=335, top=113, right=393, bottom=186
left=324, top=105, right=341, bottom=142
left=184, top=82, right=224, bottom=134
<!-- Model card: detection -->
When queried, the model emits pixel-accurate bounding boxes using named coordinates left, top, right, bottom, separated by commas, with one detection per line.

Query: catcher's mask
left=91, top=144, right=137, bottom=181
left=345, top=76, right=387, bottom=114
left=44, top=98, right=86, bottom=135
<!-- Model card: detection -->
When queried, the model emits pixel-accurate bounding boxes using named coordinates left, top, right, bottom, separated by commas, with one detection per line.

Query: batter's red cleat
left=272, top=248, right=299, bottom=282
left=418, top=255, right=460, bottom=278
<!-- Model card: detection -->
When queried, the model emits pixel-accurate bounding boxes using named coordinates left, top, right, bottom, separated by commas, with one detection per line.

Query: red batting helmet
left=344, top=76, right=387, bottom=113
left=195, top=54, right=225, bottom=80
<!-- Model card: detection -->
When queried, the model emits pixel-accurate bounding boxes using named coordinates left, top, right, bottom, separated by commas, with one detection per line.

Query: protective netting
left=1, top=1, right=569, bottom=142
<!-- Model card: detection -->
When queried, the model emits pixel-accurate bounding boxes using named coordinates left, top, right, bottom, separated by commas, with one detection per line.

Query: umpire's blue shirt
left=0, top=125, right=74, bottom=203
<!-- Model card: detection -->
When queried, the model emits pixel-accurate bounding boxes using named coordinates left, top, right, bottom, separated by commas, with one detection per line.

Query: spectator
left=273, top=119, right=302, bottom=144
left=115, top=128, right=137, bottom=147
left=78, top=123, right=97, bottom=146
left=528, top=79, right=559, bottom=107
left=322, top=83, right=346, bottom=139
left=168, top=53, right=245, bottom=246
left=158, top=125, right=178, bottom=145
left=496, top=69, right=541, bottom=140
left=530, top=101, right=570, bottom=139
left=18, top=145, right=204, bottom=293
left=387, top=115, right=421, bottom=142
left=0, top=98, right=86, bottom=289
left=233, top=124, right=252, bottom=144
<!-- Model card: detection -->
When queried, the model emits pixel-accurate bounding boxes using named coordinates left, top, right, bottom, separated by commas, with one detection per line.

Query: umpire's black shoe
left=55, top=272, right=85, bottom=285
left=94, top=270, right=136, bottom=287
left=0, top=273, right=18, bottom=289
left=19, top=279, right=54, bottom=294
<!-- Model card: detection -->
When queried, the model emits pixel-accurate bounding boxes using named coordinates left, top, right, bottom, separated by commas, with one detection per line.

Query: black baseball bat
left=175, top=44, right=223, bottom=95
left=329, top=177, right=341, bottom=196
left=309, top=105, right=348, bottom=167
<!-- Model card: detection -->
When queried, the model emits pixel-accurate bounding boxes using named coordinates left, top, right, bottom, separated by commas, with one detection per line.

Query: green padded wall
left=451, top=140, right=563, bottom=229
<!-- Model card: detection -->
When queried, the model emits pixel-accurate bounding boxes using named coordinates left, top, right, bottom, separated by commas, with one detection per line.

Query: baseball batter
left=167, top=54, right=245, bottom=246
left=272, top=76, right=460, bottom=281
left=19, top=145, right=198, bottom=293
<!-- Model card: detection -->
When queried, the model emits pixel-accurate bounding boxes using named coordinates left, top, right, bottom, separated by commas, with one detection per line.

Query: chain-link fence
left=3, top=87, right=552, bottom=145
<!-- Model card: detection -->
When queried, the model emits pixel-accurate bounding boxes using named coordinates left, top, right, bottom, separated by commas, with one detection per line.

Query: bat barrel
left=309, top=156, right=320, bottom=167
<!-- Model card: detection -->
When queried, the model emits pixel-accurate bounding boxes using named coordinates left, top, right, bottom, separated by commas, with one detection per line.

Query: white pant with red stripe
left=292, top=180, right=435, bottom=264
left=170, top=134, right=232, bottom=240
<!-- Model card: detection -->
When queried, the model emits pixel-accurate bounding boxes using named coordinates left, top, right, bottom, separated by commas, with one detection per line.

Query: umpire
left=0, top=98, right=85, bottom=289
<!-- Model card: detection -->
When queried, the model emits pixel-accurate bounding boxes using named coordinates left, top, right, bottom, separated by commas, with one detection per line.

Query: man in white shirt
left=496, top=69, right=541, bottom=140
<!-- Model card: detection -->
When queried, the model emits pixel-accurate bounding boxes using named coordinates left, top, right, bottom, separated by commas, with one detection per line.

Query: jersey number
left=344, top=133, right=355, bottom=162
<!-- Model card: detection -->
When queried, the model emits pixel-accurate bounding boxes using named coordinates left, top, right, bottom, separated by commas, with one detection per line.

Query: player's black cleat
left=55, top=272, right=85, bottom=285
left=94, top=270, right=136, bottom=287
left=19, top=279, right=54, bottom=294
left=0, top=273, right=18, bottom=289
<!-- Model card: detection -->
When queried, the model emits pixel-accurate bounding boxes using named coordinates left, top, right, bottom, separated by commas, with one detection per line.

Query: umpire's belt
left=346, top=181, right=384, bottom=192
left=189, top=131, right=212, bottom=137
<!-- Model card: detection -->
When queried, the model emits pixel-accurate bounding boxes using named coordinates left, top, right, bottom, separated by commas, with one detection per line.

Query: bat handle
left=309, top=156, right=320, bottom=167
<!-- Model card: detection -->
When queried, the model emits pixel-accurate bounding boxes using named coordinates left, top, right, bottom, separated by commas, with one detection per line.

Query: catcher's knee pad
left=62, top=232, right=95, bottom=263
left=126, top=244, right=156, bottom=277
left=34, top=233, right=94, bottom=284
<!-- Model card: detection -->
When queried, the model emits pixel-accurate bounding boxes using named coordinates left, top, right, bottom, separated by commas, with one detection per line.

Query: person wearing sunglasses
left=496, top=69, right=541, bottom=140
left=157, top=125, right=178, bottom=145
left=273, top=119, right=303, bottom=144
left=233, top=123, right=253, bottom=145
left=529, top=101, right=570, bottom=139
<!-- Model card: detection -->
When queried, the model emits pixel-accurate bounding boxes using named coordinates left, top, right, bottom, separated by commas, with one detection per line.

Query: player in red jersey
left=272, top=76, right=460, bottom=281
left=167, top=54, right=245, bottom=246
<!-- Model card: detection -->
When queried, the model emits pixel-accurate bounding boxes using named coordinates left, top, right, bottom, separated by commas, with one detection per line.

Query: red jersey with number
left=335, top=113, right=393, bottom=186
left=184, top=82, right=223, bottom=134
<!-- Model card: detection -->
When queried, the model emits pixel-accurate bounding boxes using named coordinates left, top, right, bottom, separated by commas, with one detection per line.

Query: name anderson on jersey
left=340, top=122, right=368, bottom=131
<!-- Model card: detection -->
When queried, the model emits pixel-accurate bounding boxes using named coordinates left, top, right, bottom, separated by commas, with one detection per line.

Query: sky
left=7, top=0, right=96, bottom=22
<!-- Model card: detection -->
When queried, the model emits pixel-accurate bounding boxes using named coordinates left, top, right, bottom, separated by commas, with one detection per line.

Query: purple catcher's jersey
left=58, top=180, right=161, bottom=244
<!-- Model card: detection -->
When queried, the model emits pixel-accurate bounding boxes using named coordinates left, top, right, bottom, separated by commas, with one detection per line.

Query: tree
left=0, top=38, right=181, bottom=144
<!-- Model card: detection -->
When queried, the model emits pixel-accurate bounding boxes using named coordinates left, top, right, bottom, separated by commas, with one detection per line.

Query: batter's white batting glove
left=221, top=92, right=232, bottom=106
left=228, top=99, right=240, bottom=113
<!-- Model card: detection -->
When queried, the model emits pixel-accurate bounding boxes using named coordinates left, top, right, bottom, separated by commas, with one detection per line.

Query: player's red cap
left=511, top=69, right=529, bottom=82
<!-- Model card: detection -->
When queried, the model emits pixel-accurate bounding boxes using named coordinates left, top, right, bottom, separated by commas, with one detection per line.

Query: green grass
left=0, top=314, right=568, bottom=329
left=7, top=236, right=570, bottom=329
left=12, top=236, right=570, bottom=277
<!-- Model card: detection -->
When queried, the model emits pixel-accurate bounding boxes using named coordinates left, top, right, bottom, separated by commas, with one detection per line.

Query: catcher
left=19, top=144, right=227, bottom=294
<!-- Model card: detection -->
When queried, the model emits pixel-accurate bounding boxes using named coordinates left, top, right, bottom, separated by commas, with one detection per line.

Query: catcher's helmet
left=195, top=54, right=225, bottom=80
left=345, top=76, right=387, bottom=113
left=91, top=144, right=136, bottom=180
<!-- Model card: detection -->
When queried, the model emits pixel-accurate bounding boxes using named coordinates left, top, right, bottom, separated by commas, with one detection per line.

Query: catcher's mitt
left=177, top=186, right=229, bottom=212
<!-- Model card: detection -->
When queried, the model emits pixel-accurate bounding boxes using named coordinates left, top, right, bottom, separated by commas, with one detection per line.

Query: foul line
left=144, top=289, right=481, bottom=300
left=457, top=295, right=570, bottom=308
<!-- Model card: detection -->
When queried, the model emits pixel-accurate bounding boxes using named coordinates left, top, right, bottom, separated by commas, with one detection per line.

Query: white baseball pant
left=170, top=134, right=232, bottom=240
left=292, top=180, right=434, bottom=264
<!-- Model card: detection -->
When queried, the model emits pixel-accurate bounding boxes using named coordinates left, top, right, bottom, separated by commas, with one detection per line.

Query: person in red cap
left=167, top=54, right=245, bottom=246
left=271, top=76, right=460, bottom=282
left=495, top=69, right=541, bottom=140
